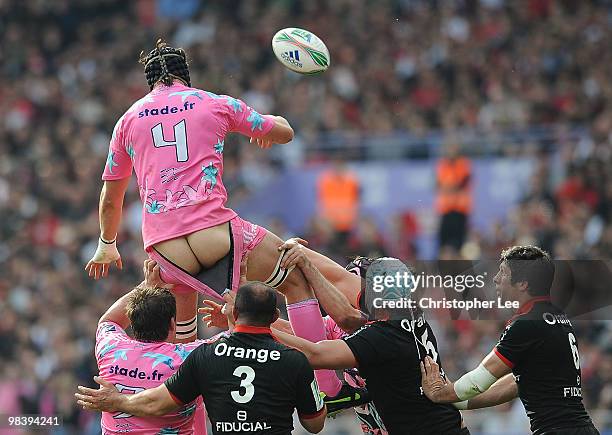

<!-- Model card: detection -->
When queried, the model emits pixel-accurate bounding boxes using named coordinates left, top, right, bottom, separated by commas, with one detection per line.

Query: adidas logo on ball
left=281, top=50, right=302, bottom=68
left=272, top=27, right=330, bottom=74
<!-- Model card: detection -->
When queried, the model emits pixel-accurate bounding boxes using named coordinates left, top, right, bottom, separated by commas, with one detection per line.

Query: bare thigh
left=247, top=231, right=314, bottom=304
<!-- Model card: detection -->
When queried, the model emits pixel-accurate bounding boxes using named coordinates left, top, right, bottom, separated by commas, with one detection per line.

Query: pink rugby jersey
left=95, top=321, right=208, bottom=434
left=102, top=83, right=275, bottom=249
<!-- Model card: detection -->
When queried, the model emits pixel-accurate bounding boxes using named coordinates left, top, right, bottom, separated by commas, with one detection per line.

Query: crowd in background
left=0, top=0, right=611, bottom=433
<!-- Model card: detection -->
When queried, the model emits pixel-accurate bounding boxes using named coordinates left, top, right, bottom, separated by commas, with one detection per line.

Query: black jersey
left=343, top=314, right=463, bottom=435
left=165, top=325, right=324, bottom=435
left=495, top=297, right=594, bottom=434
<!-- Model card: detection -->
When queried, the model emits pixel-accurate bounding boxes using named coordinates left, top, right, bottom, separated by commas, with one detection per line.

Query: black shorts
left=541, top=424, right=600, bottom=435
left=438, top=211, right=468, bottom=250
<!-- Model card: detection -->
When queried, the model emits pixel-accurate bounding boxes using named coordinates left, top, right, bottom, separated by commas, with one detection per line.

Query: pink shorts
left=147, top=216, right=267, bottom=301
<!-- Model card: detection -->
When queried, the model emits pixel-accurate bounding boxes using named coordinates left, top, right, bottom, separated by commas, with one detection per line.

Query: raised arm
left=262, top=116, right=294, bottom=144
left=98, top=259, right=172, bottom=328
left=225, top=97, right=293, bottom=148
left=98, top=286, right=140, bottom=328
left=279, top=238, right=366, bottom=333
left=248, top=116, right=293, bottom=149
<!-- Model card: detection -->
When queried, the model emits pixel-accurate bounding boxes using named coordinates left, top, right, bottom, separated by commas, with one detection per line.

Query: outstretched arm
left=76, top=376, right=178, bottom=417
left=466, top=374, right=518, bottom=409
left=279, top=238, right=366, bottom=333
left=421, top=351, right=512, bottom=404
left=272, top=328, right=357, bottom=370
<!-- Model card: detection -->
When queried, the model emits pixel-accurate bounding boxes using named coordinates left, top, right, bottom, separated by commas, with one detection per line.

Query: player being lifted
left=85, top=39, right=365, bottom=404
left=420, top=246, right=600, bottom=435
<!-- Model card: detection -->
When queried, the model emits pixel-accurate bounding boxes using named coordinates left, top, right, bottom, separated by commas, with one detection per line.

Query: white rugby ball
left=272, top=28, right=330, bottom=74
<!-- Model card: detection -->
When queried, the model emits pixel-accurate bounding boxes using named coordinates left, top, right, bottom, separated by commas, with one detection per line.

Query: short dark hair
left=500, top=245, right=555, bottom=297
left=139, top=38, right=191, bottom=90
left=126, top=285, right=176, bottom=342
left=234, top=282, right=277, bottom=327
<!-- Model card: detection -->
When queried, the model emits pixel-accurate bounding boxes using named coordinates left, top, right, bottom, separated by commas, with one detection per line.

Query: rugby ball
left=272, top=28, right=330, bottom=74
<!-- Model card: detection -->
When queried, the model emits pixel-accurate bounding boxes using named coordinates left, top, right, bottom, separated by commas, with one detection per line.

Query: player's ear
left=517, top=281, right=529, bottom=295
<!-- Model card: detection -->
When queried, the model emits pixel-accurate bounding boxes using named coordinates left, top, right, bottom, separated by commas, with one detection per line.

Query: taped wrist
left=176, top=315, right=197, bottom=339
left=453, top=364, right=498, bottom=401
left=93, top=237, right=118, bottom=261
left=97, top=238, right=117, bottom=252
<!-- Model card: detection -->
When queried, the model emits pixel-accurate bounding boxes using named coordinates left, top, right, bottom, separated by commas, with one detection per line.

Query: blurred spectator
left=346, top=216, right=387, bottom=259
left=317, top=161, right=360, bottom=244
left=436, top=142, right=472, bottom=252
left=387, top=211, right=420, bottom=261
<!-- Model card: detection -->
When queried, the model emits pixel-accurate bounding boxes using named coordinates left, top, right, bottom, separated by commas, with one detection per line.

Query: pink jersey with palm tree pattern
left=102, top=83, right=275, bottom=249
left=95, top=321, right=225, bottom=434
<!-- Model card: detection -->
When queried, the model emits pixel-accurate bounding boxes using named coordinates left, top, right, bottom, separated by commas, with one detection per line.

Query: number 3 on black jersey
left=231, top=365, right=256, bottom=403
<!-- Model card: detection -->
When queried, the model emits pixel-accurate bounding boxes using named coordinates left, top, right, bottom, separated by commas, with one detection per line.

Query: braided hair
left=139, top=38, right=191, bottom=90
